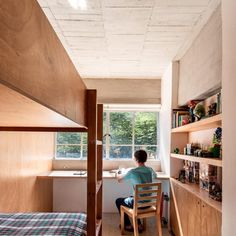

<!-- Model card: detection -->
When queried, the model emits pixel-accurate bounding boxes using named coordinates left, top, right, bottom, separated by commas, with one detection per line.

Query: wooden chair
left=120, top=182, right=162, bottom=236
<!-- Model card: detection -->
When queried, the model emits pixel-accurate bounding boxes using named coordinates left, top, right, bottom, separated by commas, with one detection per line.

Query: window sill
left=52, top=159, right=162, bottom=172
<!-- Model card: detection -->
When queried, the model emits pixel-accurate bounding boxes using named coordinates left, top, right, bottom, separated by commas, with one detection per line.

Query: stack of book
left=172, top=109, right=190, bottom=128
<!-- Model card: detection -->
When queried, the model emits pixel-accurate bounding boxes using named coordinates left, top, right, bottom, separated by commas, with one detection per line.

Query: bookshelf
left=170, top=113, right=222, bottom=236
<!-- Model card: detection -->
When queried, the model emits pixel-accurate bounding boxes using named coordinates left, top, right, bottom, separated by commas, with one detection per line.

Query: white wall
left=178, top=5, right=222, bottom=105
left=53, top=178, right=169, bottom=213
left=222, top=0, right=236, bottom=234
left=53, top=178, right=131, bottom=213
left=159, top=64, right=172, bottom=175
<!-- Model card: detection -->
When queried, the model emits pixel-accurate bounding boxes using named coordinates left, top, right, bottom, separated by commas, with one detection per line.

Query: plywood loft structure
left=0, top=0, right=103, bottom=235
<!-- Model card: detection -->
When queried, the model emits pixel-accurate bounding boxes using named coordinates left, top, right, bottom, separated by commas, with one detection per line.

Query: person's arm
left=151, top=168, right=157, bottom=180
left=115, top=172, right=126, bottom=183
left=116, top=169, right=133, bottom=183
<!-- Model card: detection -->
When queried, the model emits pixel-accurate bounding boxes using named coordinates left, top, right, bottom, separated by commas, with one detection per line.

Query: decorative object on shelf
left=187, top=100, right=203, bottom=122
left=207, top=103, right=217, bottom=116
left=193, top=146, right=214, bottom=158
left=193, top=103, right=206, bottom=121
left=178, top=169, right=186, bottom=183
left=209, top=181, right=222, bottom=202
left=185, top=143, right=199, bottom=155
left=183, top=147, right=187, bottom=155
left=200, top=164, right=218, bottom=191
left=194, top=149, right=202, bottom=157
left=216, top=92, right=222, bottom=114
left=210, top=127, right=222, bottom=158
left=201, top=150, right=214, bottom=158
left=173, top=148, right=180, bottom=154
left=188, top=100, right=197, bottom=123
left=186, top=143, right=192, bottom=155
left=184, top=160, right=194, bottom=183
left=193, top=162, right=200, bottom=184
left=213, top=127, right=222, bottom=144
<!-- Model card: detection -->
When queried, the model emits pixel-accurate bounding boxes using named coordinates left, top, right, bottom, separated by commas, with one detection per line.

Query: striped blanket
left=0, top=212, right=87, bottom=236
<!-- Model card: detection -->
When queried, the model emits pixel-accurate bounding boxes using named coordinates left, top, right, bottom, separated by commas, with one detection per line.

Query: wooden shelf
left=172, top=114, right=222, bottom=133
left=170, top=178, right=222, bottom=212
left=171, top=153, right=222, bottom=167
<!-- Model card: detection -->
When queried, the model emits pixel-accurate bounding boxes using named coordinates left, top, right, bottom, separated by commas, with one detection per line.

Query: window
left=103, top=111, right=159, bottom=159
left=56, top=132, right=87, bottom=159
left=55, top=111, right=159, bottom=160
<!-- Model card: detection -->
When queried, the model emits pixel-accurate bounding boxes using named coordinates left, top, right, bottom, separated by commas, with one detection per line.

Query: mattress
left=0, top=212, right=87, bottom=236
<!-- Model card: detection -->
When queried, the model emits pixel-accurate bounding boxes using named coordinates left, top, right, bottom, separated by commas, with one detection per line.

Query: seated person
left=115, top=150, right=157, bottom=232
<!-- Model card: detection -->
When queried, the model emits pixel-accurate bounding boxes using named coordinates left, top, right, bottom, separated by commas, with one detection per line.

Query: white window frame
left=55, top=132, right=87, bottom=160
left=54, top=106, right=160, bottom=160
left=103, top=110, right=160, bottom=160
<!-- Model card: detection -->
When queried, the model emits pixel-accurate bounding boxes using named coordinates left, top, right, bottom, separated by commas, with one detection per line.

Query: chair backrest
left=133, top=182, right=162, bottom=215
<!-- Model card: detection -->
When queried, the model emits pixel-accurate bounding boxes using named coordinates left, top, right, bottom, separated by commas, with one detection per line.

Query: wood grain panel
left=0, top=83, right=86, bottom=129
left=201, top=202, right=222, bottom=236
left=87, top=90, right=97, bottom=236
left=0, top=0, right=87, bottom=126
left=0, top=132, right=53, bottom=212
left=171, top=180, right=222, bottom=236
left=170, top=183, right=182, bottom=236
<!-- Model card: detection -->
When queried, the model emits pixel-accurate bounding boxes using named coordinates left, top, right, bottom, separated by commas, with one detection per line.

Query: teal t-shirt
left=123, top=166, right=157, bottom=192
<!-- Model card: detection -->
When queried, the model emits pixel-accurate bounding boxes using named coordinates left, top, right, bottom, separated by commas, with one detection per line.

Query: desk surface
left=38, top=170, right=169, bottom=180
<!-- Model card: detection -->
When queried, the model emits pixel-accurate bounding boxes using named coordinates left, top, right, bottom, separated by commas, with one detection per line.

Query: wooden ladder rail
left=96, top=103, right=103, bottom=236
left=87, top=90, right=103, bottom=236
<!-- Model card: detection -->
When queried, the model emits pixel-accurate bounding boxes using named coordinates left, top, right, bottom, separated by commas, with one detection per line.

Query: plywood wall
left=178, top=5, right=222, bottom=105
left=0, top=0, right=87, bottom=126
left=0, top=132, right=54, bottom=212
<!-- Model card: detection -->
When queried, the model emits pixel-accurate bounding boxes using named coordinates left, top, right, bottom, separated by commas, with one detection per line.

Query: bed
left=0, top=213, right=87, bottom=236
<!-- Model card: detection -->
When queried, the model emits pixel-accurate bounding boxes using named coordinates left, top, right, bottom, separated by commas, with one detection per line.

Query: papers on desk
left=110, top=168, right=134, bottom=175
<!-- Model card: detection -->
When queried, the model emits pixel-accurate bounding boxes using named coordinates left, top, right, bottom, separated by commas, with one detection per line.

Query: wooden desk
left=38, top=170, right=169, bottom=180
left=38, top=170, right=169, bottom=213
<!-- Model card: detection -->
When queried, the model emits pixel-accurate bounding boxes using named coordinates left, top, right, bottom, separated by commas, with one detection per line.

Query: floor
left=102, top=213, right=170, bottom=236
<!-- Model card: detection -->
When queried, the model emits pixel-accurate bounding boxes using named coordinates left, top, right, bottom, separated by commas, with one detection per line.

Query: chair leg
left=132, top=216, right=139, bottom=236
left=156, top=215, right=162, bottom=236
left=121, top=208, right=125, bottom=235
left=143, top=218, right=147, bottom=231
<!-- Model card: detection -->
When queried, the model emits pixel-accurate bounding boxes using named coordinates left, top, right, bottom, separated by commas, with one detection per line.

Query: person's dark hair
left=134, top=150, right=147, bottom=163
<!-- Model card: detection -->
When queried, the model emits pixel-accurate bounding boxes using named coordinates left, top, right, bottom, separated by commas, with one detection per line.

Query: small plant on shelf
left=193, top=103, right=206, bottom=121
left=210, top=127, right=222, bottom=158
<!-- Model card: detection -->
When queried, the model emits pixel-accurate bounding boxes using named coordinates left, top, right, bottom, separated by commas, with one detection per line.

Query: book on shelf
left=172, top=109, right=190, bottom=128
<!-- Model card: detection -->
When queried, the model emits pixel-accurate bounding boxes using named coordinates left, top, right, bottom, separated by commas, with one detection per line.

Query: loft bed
left=0, top=0, right=103, bottom=235
left=0, top=85, right=103, bottom=236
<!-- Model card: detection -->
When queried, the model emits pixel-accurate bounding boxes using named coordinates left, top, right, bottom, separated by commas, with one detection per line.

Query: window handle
left=103, top=133, right=112, bottom=139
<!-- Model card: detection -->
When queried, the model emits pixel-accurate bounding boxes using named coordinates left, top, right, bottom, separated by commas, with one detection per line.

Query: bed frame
left=0, top=0, right=103, bottom=235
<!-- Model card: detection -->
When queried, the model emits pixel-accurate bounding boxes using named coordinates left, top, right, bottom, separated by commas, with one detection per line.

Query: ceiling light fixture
left=67, top=0, right=87, bottom=10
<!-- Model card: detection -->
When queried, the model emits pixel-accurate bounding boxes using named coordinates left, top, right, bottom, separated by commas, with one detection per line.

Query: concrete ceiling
left=37, top=0, right=220, bottom=80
